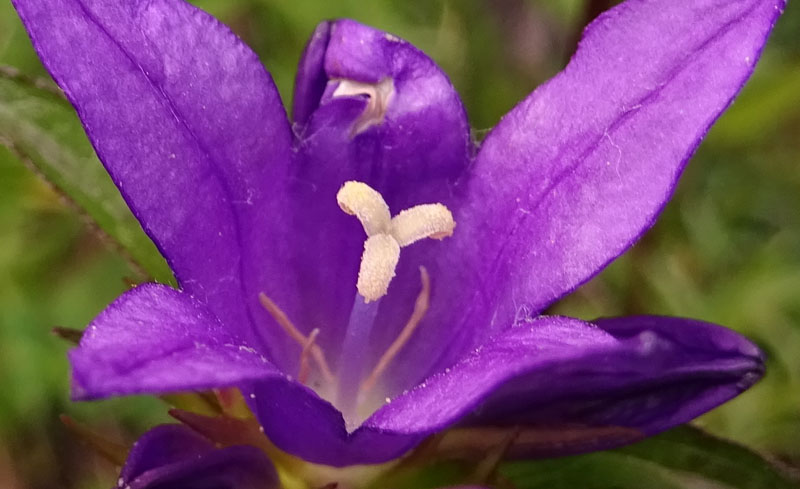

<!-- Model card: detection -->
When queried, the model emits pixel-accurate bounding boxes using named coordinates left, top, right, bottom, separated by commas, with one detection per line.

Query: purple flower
left=116, top=424, right=278, bottom=489
left=12, top=0, right=783, bottom=467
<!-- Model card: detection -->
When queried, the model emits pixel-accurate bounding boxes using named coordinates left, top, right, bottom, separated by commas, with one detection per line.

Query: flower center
left=259, top=181, right=455, bottom=428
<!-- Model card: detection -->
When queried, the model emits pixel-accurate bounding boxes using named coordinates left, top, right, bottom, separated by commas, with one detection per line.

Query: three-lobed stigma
left=336, top=181, right=455, bottom=302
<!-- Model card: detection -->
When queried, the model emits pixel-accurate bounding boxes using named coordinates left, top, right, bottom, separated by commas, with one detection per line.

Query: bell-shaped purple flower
left=12, top=0, right=783, bottom=467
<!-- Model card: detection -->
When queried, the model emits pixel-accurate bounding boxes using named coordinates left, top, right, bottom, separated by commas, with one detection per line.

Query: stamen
left=390, top=204, right=456, bottom=247
left=258, top=293, right=335, bottom=383
left=337, top=181, right=391, bottom=236
left=332, top=77, right=395, bottom=135
left=358, top=234, right=401, bottom=303
left=360, top=267, right=431, bottom=394
left=298, top=328, right=320, bottom=385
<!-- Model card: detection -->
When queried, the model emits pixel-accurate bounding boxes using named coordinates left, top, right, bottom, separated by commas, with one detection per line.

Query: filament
left=360, top=267, right=430, bottom=394
left=258, top=293, right=335, bottom=383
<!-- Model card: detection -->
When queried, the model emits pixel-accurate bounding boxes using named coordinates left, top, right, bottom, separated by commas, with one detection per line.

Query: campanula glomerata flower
left=12, top=0, right=784, bottom=469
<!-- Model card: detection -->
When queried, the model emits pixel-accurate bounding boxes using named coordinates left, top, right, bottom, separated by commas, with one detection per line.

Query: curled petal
left=365, top=316, right=763, bottom=458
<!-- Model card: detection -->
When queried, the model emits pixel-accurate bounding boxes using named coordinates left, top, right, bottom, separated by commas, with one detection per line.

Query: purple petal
left=292, top=21, right=331, bottom=128
left=245, top=318, right=610, bottom=465
left=367, top=316, right=762, bottom=458
left=120, top=425, right=211, bottom=482
left=120, top=424, right=278, bottom=489
left=213, top=315, right=759, bottom=465
left=12, top=0, right=296, bottom=361
left=288, top=19, right=472, bottom=363
left=399, top=0, right=786, bottom=386
left=245, top=379, right=422, bottom=466
left=366, top=317, right=616, bottom=432
left=70, top=284, right=281, bottom=400
left=306, top=19, right=472, bottom=209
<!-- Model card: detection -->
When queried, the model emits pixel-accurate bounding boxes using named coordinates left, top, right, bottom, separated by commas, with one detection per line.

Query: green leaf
left=374, top=425, right=799, bottom=489
left=502, top=426, right=800, bottom=489
left=502, top=451, right=683, bottom=489
left=0, top=67, right=174, bottom=284
left=617, top=426, right=800, bottom=489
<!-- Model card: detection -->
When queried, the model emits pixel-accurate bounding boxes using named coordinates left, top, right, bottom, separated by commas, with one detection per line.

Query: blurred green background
left=0, top=0, right=798, bottom=488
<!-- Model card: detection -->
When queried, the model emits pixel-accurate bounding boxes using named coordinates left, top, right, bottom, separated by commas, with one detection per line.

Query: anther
left=258, top=293, right=335, bottom=382
left=337, top=181, right=456, bottom=302
left=360, top=267, right=431, bottom=393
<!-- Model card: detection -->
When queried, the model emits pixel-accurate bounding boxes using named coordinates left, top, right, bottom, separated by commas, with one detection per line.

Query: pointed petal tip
left=68, top=284, right=280, bottom=401
left=442, top=0, right=789, bottom=359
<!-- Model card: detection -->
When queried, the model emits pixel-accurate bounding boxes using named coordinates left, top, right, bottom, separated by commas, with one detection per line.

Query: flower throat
left=259, top=181, right=455, bottom=428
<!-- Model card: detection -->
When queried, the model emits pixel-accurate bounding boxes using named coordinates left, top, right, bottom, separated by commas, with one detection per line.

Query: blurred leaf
left=502, top=452, right=682, bottom=489
left=502, top=426, right=800, bottom=489
left=709, top=62, right=800, bottom=147
left=373, top=426, right=799, bottom=489
left=60, top=415, right=128, bottom=466
left=617, top=426, right=800, bottom=489
left=370, top=460, right=470, bottom=489
left=0, top=71, right=173, bottom=284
